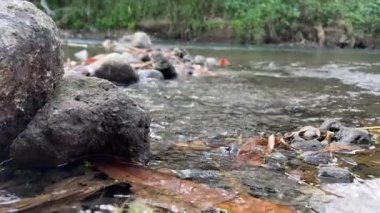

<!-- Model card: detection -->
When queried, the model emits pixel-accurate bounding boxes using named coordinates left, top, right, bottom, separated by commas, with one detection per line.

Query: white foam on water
left=311, top=178, right=380, bottom=213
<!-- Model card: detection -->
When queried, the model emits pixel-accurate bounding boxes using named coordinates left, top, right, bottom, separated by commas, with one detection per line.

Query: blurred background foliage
left=37, top=0, right=380, bottom=42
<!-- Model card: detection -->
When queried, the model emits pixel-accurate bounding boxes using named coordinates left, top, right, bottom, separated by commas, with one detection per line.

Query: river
left=64, top=41, right=380, bottom=212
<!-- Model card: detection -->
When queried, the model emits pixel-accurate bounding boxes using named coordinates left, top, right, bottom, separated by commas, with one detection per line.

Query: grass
left=42, top=0, right=380, bottom=43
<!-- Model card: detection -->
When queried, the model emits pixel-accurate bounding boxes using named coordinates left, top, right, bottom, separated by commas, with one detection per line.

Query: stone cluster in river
left=65, top=31, right=226, bottom=84
left=282, top=119, right=374, bottom=183
left=0, top=2, right=151, bottom=169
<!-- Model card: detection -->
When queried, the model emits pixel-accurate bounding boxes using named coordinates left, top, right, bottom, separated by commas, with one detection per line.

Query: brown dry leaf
left=321, top=131, right=334, bottom=145
left=370, top=160, right=380, bottom=165
left=267, top=134, right=276, bottom=154
left=235, top=135, right=285, bottom=167
left=235, top=137, right=266, bottom=167
left=96, top=162, right=295, bottom=213
left=279, top=137, right=293, bottom=150
left=360, top=126, right=380, bottom=140
left=172, top=140, right=211, bottom=151
left=132, top=61, right=153, bottom=69
left=0, top=173, right=114, bottom=212
left=323, top=143, right=364, bottom=153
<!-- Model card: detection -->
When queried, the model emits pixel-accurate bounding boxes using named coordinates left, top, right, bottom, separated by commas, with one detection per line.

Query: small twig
left=359, top=126, right=380, bottom=130
left=132, top=61, right=153, bottom=69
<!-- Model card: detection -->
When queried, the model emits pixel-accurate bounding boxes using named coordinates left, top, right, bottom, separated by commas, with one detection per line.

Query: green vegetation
left=44, top=0, right=380, bottom=42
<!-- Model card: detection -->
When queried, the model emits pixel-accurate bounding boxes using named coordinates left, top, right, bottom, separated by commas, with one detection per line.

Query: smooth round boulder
left=131, top=32, right=152, bottom=49
left=151, top=51, right=177, bottom=79
left=10, top=76, right=151, bottom=169
left=194, top=55, right=206, bottom=65
left=318, top=166, right=354, bottom=183
left=94, top=62, right=139, bottom=86
left=138, top=69, right=164, bottom=80
left=0, top=0, right=63, bottom=154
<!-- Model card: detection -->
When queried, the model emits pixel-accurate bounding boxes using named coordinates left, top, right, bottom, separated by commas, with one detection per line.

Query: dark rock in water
left=158, top=64, right=177, bottom=80
left=10, top=77, right=150, bottom=169
left=138, top=69, right=164, bottom=80
left=318, top=166, right=354, bottom=183
left=0, top=0, right=63, bottom=155
left=140, top=54, right=151, bottom=62
left=320, top=119, right=343, bottom=132
left=302, top=151, right=330, bottom=165
left=320, top=119, right=373, bottom=148
left=335, top=127, right=373, bottom=148
left=232, top=168, right=311, bottom=211
left=151, top=51, right=177, bottom=79
left=291, top=139, right=323, bottom=151
left=265, top=152, right=287, bottom=171
left=94, top=62, right=139, bottom=85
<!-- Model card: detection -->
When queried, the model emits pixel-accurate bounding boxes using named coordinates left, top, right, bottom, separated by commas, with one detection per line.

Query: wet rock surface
left=320, top=119, right=373, bottom=148
left=138, top=69, right=164, bottom=80
left=318, top=166, right=354, bottom=183
left=0, top=0, right=63, bottom=154
left=302, top=151, right=331, bottom=165
left=131, top=32, right=152, bottom=49
left=291, top=139, right=323, bottom=151
left=94, top=62, right=139, bottom=85
left=151, top=51, right=178, bottom=79
left=10, top=76, right=150, bottom=169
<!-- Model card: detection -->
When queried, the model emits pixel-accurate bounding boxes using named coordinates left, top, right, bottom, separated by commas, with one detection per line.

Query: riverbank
left=39, top=0, right=380, bottom=49
left=60, top=27, right=380, bottom=50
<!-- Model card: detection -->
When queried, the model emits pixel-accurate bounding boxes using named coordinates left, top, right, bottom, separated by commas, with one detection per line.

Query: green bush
left=46, top=0, right=380, bottom=42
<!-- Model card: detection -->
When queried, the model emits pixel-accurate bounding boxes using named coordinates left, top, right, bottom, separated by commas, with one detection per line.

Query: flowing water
left=64, top=42, right=380, bottom=212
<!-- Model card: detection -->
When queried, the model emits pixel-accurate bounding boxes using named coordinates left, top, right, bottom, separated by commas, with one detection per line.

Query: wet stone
left=334, top=127, right=373, bottom=148
left=291, top=139, right=323, bottom=151
left=320, top=119, right=343, bottom=132
left=177, top=169, right=220, bottom=180
left=302, top=151, right=331, bottom=165
left=265, top=152, right=288, bottom=171
left=138, top=69, right=164, bottom=80
left=318, top=166, right=354, bottom=183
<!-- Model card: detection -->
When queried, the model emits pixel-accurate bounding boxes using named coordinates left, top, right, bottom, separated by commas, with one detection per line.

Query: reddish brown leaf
left=172, top=140, right=211, bottom=151
left=235, top=137, right=266, bottom=167
left=96, top=162, right=295, bottom=213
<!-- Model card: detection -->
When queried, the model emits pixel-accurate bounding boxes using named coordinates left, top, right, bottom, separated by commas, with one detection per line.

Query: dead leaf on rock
left=234, top=137, right=266, bottom=167
left=172, top=140, right=211, bottom=151
left=321, top=131, right=334, bottom=145
left=323, top=143, right=364, bottom=154
left=234, top=135, right=286, bottom=167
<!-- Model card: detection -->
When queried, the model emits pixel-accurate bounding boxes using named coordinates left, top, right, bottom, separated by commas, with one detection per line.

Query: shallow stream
left=65, top=42, right=380, bottom=212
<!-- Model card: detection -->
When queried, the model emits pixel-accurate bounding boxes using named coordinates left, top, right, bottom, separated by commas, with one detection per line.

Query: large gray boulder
left=0, top=0, right=63, bottom=154
left=320, top=119, right=373, bottom=148
left=10, top=76, right=150, bottom=168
